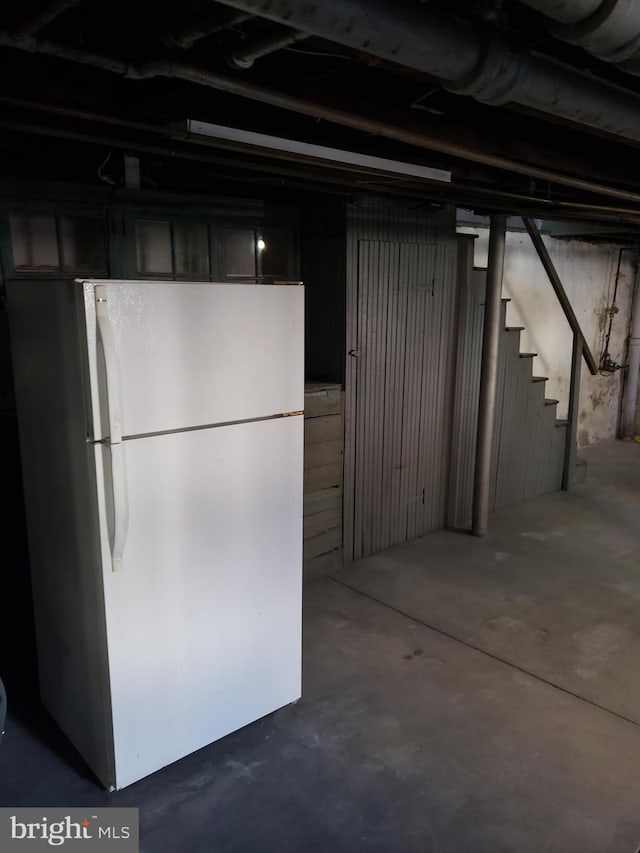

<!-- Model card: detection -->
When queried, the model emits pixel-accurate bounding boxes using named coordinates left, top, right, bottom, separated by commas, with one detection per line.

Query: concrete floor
left=2, top=439, right=640, bottom=852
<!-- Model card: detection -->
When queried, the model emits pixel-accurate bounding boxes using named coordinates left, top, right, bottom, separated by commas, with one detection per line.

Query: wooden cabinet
left=303, top=382, right=343, bottom=581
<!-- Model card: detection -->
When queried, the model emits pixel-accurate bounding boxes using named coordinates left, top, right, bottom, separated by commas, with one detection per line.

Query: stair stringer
left=448, top=267, right=573, bottom=530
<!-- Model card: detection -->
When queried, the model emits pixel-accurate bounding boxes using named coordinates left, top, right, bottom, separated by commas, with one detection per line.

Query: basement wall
left=465, top=226, right=636, bottom=448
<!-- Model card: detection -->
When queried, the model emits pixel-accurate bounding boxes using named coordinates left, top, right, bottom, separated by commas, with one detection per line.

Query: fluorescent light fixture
left=186, top=119, right=451, bottom=184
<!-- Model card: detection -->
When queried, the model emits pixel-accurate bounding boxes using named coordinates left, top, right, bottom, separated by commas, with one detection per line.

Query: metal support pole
left=563, top=332, right=582, bottom=490
left=472, top=214, right=507, bottom=537
left=621, top=260, right=640, bottom=439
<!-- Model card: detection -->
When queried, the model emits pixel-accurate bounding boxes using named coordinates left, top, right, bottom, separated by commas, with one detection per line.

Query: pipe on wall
left=210, top=0, right=640, bottom=143
left=620, top=259, right=640, bottom=439
left=472, top=214, right=507, bottom=537
left=518, top=0, right=640, bottom=75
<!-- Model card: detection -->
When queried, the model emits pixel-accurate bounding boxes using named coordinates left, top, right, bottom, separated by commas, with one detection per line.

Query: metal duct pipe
left=518, top=0, right=640, bottom=74
left=620, top=259, right=640, bottom=440
left=164, top=11, right=251, bottom=51
left=472, top=214, right=507, bottom=537
left=517, top=0, right=601, bottom=23
left=446, top=40, right=640, bottom=139
left=210, top=0, right=640, bottom=142
left=227, top=27, right=307, bottom=69
left=11, top=0, right=81, bottom=38
left=211, top=0, right=483, bottom=80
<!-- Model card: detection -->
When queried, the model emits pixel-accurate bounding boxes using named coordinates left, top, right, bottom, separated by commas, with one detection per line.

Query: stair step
left=519, top=352, right=537, bottom=358
left=544, top=398, right=559, bottom=406
left=532, top=376, right=548, bottom=383
left=506, top=326, right=525, bottom=332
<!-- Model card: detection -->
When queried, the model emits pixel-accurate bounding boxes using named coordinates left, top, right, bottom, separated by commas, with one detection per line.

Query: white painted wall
left=465, top=226, right=636, bottom=448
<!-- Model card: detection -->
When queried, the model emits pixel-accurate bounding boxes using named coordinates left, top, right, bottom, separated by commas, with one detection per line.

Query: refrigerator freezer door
left=84, top=281, right=304, bottom=441
left=94, top=415, right=303, bottom=789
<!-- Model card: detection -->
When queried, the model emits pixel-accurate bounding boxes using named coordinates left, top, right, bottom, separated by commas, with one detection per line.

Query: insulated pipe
left=227, top=28, right=307, bottom=69
left=472, top=215, right=507, bottom=537
left=517, top=0, right=601, bottom=23
left=210, top=0, right=640, bottom=142
left=164, top=11, right=251, bottom=51
left=446, top=41, right=640, bottom=140
left=208, top=0, right=483, bottom=80
left=518, top=0, right=640, bottom=75
left=621, top=258, right=640, bottom=440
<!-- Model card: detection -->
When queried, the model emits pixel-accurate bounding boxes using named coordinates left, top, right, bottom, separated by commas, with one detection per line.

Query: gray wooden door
left=348, top=239, right=458, bottom=560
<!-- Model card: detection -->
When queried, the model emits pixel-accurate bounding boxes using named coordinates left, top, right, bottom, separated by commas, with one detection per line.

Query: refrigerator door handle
left=108, top=442, right=129, bottom=573
left=95, top=286, right=128, bottom=570
left=95, top=286, right=122, bottom=444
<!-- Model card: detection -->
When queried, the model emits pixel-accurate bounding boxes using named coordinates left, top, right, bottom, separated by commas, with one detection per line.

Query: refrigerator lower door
left=94, top=415, right=303, bottom=789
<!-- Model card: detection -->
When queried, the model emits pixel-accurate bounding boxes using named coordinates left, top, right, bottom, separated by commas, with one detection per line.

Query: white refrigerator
left=8, top=278, right=304, bottom=790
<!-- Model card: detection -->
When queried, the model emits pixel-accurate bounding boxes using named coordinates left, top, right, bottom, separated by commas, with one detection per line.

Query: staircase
left=449, top=266, right=583, bottom=530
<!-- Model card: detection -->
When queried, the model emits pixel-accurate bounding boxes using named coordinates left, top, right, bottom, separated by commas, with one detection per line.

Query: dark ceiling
left=2, top=0, right=640, bottom=234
